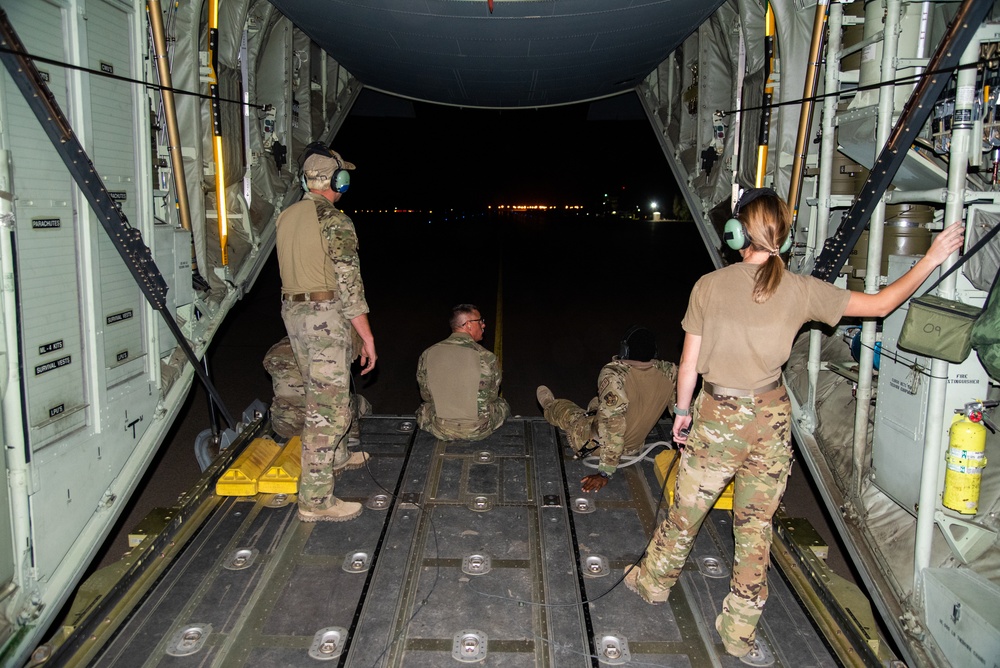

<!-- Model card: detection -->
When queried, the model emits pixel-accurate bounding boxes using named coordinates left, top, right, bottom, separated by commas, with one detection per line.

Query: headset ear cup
left=724, top=218, right=749, bottom=250
left=619, top=324, right=638, bottom=359
left=300, top=174, right=308, bottom=192
left=333, top=169, right=351, bottom=193
left=780, top=231, right=793, bottom=254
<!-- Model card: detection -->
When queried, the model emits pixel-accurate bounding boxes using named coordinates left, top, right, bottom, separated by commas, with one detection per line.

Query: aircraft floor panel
left=92, top=417, right=839, bottom=667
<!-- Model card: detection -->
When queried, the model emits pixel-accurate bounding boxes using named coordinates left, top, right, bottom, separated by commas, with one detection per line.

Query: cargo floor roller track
left=94, top=416, right=837, bottom=667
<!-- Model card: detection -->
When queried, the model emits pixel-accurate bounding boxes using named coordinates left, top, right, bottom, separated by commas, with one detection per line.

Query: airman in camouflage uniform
left=262, top=336, right=305, bottom=440
left=275, top=146, right=377, bottom=523
left=623, top=191, right=967, bottom=657
left=538, top=326, right=677, bottom=494
left=416, top=304, right=509, bottom=441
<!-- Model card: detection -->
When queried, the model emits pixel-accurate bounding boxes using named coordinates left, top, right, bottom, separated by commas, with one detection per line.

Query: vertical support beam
left=852, top=0, right=903, bottom=497
left=207, top=0, right=228, bottom=266
left=240, top=24, right=252, bottom=209
left=805, top=0, right=845, bottom=429
left=147, top=0, right=192, bottom=232
left=754, top=6, right=776, bottom=187
left=787, top=0, right=830, bottom=225
left=913, top=38, right=977, bottom=597
left=0, top=148, right=34, bottom=624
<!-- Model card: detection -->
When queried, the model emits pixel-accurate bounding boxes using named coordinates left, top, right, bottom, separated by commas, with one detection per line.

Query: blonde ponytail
left=753, top=255, right=785, bottom=303
left=740, top=194, right=791, bottom=303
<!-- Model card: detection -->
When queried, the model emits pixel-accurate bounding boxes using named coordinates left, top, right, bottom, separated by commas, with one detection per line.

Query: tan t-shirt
left=275, top=193, right=368, bottom=319
left=682, top=263, right=850, bottom=388
left=620, top=361, right=676, bottom=450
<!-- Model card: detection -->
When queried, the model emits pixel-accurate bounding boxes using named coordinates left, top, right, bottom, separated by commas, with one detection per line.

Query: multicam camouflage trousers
left=263, top=336, right=369, bottom=448
left=263, top=337, right=306, bottom=439
left=543, top=397, right=600, bottom=453
left=281, top=300, right=353, bottom=512
left=416, top=399, right=510, bottom=442
left=634, top=386, right=792, bottom=656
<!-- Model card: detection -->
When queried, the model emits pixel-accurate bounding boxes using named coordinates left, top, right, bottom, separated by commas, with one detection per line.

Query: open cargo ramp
left=75, top=417, right=839, bottom=667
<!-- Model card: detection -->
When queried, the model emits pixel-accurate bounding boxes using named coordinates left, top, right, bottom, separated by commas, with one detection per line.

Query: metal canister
left=845, top=205, right=932, bottom=290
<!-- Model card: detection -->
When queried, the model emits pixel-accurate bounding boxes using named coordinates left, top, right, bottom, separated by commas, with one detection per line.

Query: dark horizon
left=331, top=91, right=681, bottom=215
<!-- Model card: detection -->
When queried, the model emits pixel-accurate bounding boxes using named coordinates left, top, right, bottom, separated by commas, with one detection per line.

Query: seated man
left=262, top=335, right=370, bottom=467
left=416, top=304, right=510, bottom=441
left=537, top=325, right=677, bottom=493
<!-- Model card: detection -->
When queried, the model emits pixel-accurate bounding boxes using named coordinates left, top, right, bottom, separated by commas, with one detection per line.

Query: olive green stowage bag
left=898, top=295, right=981, bottom=364
left=971, top=273, right=1000, bottom=380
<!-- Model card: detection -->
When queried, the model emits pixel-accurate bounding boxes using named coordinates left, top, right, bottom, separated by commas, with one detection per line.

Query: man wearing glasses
left=416, top=304, right=510, bottom=441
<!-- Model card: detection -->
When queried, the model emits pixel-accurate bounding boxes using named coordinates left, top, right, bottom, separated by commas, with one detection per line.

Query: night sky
left=332, top=90, right=680, bottom=215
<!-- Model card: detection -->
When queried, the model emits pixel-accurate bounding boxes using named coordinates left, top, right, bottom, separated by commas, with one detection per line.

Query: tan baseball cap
left=303, top=150, right=356, bottom=180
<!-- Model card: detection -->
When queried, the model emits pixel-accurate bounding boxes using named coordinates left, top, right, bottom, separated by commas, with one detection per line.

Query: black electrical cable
left=0, top=44, right=264, bottom=111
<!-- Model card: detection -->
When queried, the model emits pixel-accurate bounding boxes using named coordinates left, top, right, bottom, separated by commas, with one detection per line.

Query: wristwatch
left=598, top=471, right=609, bottom=479
left=673, top=404, right=690, bottom=416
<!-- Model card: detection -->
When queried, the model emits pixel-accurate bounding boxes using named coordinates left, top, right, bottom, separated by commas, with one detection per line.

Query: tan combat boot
left=623, top=566, right=669, bottom=605
left=536, top=385, right=555, bottom=410
left=298, top=499, right=362, bottom=522
left=333, top=450, right=370, bottom=474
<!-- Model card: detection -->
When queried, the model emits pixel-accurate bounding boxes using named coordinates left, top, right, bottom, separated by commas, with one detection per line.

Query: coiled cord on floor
left=579, top=439, right=672, bottom=470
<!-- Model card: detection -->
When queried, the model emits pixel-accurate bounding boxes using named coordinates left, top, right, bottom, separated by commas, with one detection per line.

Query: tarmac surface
left=92, top=211, right=859, bottom=588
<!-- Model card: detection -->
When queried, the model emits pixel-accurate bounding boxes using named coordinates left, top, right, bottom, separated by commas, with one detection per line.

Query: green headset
left=299, top=142, right=351, bottom=194
left=723, top=187, right=792, bottom=254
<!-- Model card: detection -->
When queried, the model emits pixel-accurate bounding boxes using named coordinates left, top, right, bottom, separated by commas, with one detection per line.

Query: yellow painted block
left=258, top=436, right=302, bottom=494
left=654, top=449, right=734, bottom=510
left=216, top=437, right=283, bottom=496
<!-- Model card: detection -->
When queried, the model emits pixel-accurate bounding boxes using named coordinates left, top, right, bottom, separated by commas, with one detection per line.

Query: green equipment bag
left=971, top=270, right=1000, bottom=380
left=898, top=294, right=981, bottom=364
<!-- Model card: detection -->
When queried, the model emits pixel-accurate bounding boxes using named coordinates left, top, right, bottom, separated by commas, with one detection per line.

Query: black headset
left=619, top=325, right=657, bottom=361
left=299, top=142, right=351, bottom=194
left=723, top=187, right=792, bottom=254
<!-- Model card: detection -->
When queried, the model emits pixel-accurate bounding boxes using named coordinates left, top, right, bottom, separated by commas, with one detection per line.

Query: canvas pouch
left=898, top=295, right=981, bottom=364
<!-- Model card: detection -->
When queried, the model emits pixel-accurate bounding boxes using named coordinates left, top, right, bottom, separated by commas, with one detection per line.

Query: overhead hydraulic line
left=0, top=9, right=237, bottom=429
left=0, top=43, right=261, bottom=111
left=720, top=58, right=991, bottom=118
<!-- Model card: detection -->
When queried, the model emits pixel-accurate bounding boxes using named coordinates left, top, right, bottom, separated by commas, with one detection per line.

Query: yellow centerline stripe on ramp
left=494, top=262, right=503, bottom=385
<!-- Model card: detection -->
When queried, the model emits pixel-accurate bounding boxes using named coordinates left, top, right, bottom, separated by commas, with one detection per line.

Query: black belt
left=282, top=290, right=337, bottom=302
left=703, top=379, right=782, bottom=398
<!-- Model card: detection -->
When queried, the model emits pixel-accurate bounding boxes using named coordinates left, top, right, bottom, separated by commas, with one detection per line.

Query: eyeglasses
left=464, top=318, right=485, bottom=326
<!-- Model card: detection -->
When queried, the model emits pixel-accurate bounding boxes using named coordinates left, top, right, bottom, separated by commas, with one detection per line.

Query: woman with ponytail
left=623, top=188, right=964, bottom=658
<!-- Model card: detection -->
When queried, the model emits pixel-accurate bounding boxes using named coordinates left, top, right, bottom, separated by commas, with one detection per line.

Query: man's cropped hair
left=450, top=303, right=479, bottom=330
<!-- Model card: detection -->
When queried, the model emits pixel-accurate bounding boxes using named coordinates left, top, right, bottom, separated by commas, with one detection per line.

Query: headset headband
left=300, top=141, right=334, bottom=167
left=734, top=187, right=778, bottom=217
